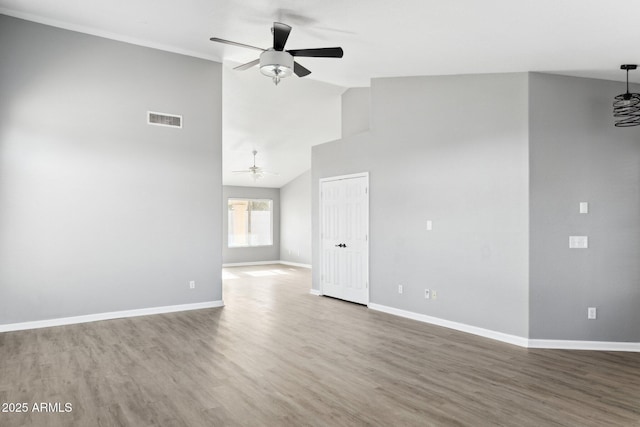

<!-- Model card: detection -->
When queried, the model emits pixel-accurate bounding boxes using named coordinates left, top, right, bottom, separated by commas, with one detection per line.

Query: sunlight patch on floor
left=245, top=269, right=290, bottom=277
left=222, top=271, right=239, bottom=280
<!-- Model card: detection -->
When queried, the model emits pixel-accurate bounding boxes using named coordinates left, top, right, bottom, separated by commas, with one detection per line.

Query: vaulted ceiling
left=2, top=0, right=639, bottom=186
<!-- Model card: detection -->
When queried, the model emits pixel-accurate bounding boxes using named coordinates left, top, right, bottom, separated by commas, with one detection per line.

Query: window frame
left=227, top=198, right=274, bottom=248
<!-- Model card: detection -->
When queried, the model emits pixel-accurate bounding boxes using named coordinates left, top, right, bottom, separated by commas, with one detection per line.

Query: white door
left=320, top=174, right=369, bottom=305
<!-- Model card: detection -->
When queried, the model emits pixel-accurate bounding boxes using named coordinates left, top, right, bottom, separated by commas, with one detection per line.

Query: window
left=228, top=199, right=273, bottom=247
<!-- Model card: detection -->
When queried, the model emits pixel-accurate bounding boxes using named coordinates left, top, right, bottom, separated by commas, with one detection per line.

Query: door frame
left=318, top=172, right=370, bottom=304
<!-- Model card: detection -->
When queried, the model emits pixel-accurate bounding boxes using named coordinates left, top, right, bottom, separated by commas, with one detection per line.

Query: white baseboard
left=309, top=289, right=321, bottom=296
left=223, top=260, right=311, bottom=268
left=0, top=300, right=224, bottom=333
left=368, top=303, right=529, bottom=348
left=367, top=303, right=640, bottom=352
left=528, top=339, right=640, bottom=352
left=222, top=261, right=281, bottom=267
left=279, top=261, right=312, bottom=269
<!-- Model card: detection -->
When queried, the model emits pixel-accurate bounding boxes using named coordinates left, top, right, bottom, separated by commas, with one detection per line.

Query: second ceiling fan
left=233, top=150, right=278, bottom=181
left=210, top=22, right=344, bottom=85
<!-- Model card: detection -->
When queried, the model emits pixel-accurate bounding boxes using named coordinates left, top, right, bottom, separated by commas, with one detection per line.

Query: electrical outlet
left=569, top=236, right=588, bottom=249
left=424, top=289, right=431, bottom=299
left=189, top=280, right=196, bottom=289
left=432, top=290, right=437, bottom=300
left=398, top=284, right=403, bottom=294
left=587, top=307, right=596, bottom=319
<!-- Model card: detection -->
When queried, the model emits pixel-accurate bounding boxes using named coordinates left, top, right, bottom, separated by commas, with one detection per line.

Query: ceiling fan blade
left=293, top=61, right=312, bottom=77
left=209, top=37, right=265, bottom=52
left=234, top=58, right=260, bottom=71
left=273, top=22, right=292, bottom=51
left=287, top=47, right=344, bottom=58
left=232, top=170, right=253, bottom=174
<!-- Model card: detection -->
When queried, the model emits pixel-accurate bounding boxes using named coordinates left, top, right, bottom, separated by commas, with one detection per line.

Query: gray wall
left=222, top=186, right=280, bottom=264
left=313, top=73, right=530, bottom=337
left=341, top=87, right=370, bottom=138
left=0, top=16, right=223, bottom=324
left=529, top=73, right=640, bottom=341
left=280, top=170, right=312, bottom=265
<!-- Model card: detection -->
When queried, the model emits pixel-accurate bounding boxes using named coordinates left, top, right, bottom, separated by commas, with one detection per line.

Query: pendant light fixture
left=613, top=64, right=640, bottom=127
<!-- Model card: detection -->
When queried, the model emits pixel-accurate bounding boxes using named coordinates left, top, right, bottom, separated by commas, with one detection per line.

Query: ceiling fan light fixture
left=260, top=50, right=294, bottom=85
left=614, top=64, right=640, bottom=127
left=232, top=150, right=278, bottom=181
left=211, top=22, right=343, bottom=86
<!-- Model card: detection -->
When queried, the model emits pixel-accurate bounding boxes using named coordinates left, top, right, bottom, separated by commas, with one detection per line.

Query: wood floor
left=1, top=265, right=639, bottom=426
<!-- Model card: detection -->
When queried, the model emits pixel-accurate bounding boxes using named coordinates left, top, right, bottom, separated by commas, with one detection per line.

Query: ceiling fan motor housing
left=260, top=49, right=294, bottom=79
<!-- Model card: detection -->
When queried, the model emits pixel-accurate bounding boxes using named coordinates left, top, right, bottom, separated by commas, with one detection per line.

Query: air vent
left=147, top=111, right=182, bottom=128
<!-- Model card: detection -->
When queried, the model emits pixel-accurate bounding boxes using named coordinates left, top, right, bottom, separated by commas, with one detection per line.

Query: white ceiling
left=3, top=0, right=640, bottom=186
left=222, top=66, right=342, bottom=188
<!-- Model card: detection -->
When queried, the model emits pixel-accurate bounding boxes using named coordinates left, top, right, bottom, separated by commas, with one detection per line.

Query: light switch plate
left=426, top=220, right=433, bottom=231
left=579, top=202, right=589, bottom=214
left=569, top=236, right=588, bottom=249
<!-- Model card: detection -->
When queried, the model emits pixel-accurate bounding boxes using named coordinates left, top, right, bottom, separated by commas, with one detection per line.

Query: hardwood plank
left=0, top=264, right=639, bottom=426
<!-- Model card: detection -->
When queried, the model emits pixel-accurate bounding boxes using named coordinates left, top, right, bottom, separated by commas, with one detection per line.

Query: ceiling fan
left=210, top=22, right=344, bottom=85
left=233, top=150, right=278, bottom=180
